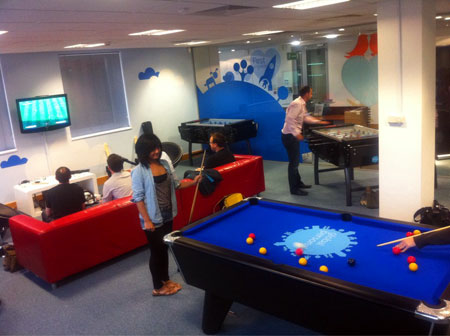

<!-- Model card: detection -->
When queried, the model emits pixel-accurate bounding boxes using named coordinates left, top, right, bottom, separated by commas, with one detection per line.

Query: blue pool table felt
left=184, top=201, right=450, bottom=305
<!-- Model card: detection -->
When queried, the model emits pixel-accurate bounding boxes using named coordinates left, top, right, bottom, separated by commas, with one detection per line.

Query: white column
left=378, top=0, right=436, bottom=221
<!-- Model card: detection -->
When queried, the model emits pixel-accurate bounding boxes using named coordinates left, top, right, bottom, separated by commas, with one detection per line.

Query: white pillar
left=378, top=0, right=436, bottom=221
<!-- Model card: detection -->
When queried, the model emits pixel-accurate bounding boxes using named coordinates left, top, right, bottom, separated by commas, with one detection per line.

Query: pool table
left=164, top=198, right=450, bottom=335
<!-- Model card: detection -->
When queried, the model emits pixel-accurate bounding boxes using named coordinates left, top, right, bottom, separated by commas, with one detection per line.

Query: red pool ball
left=295, top=248, right=303, bottom=256
left=248, top=233, right=256, bottom=239
left=407, top=256, right=416, bottom=264
left=406, top=232, right=414, bottom=237
left=392, top=246, right=401, bottom=255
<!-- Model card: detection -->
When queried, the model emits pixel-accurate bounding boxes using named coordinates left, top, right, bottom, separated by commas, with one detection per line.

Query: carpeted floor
left=1, top=158, right=449, bottom=335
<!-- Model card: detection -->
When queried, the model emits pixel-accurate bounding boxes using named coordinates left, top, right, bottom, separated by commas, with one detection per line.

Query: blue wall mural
left=204, top=68, right=219, bottom=88
left=233, top=60, right=254, bottom=81
left=251, top=48, right=281, bottom=91
left=197, top=48, right=310, bottom=162
left=198, top=80, right=291, bottom=161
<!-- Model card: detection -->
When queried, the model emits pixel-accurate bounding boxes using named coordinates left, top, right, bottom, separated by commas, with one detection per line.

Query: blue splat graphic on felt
left=204, top=68, right=219, bottom=89
left=233, top=60, right=254, bottom=81
left=342, top=56, right=378, bottom=107
left=223, top=71, right=235, bottom=82
left=138, top=67, right=160, bottom=80
left=274, top=225, right=358, bottom=259
left=1, top=155, right=28, bottom=168
left=196, top=81, right=307, bottom=161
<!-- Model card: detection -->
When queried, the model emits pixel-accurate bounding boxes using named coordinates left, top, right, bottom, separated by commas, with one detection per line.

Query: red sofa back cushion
left=173, top=155, right=265, bottom=230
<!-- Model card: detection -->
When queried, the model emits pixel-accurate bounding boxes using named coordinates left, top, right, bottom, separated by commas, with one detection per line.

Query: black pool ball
left=347, top=258, right=356, bottom=266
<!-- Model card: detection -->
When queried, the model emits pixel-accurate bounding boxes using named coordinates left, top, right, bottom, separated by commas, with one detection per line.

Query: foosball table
left=178, top=118, right=257, bottom=165
left=305, top=124, right=379, bottom=206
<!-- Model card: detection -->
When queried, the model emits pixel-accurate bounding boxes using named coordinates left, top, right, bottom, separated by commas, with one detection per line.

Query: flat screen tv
left=16, top=94, right=71, bottom=133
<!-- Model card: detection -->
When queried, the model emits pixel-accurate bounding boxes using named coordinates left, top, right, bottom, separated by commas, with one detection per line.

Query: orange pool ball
left=259, top=247, right=267, bottom=255
left=319, top=265, right=328, bottom=273
left=299, top=258, right=307, bottom=266
left=413, top=230, right=421, bottom=235
left=409, top=262, right=418, bottom=272
left=246, top=237, right=254, bottom=245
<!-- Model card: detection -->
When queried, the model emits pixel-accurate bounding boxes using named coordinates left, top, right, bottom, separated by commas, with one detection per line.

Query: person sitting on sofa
left=102, top=154, right=132, bottom=203
left=204, top=132, right=235, bottom=169
left=43, top=167, right=86, bottom=222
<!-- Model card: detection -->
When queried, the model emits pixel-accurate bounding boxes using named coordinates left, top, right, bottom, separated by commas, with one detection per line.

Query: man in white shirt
left=103, top=152, right=175, bottom=203
left=281, top=86, right=329, bottom=196
left=102, top=154, right=133, bottom=203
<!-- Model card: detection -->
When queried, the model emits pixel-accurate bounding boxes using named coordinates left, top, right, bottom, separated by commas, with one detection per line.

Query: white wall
left=0, top=47, right=199, bottom=204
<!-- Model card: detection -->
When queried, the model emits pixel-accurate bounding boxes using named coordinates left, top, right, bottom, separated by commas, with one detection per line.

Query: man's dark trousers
left=281, top=133, right=302, bottom=193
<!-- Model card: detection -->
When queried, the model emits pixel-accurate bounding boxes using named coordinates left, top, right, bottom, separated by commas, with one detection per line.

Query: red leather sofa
left=9, top=197, right=146, bottom=284
left=9, top=154, right=265, bottom=284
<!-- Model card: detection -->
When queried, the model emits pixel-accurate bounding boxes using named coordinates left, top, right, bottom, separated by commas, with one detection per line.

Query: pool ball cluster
left=246, top=236, right=358, bottom=274
left=392, top=230, right=421, bottom=272
left=246, top=233, right=267, bottom=255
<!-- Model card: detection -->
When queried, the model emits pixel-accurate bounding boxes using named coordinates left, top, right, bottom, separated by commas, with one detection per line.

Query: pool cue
left=377, top=225, right=450, bottom=247
left=188, top=150, right=206, bottom=224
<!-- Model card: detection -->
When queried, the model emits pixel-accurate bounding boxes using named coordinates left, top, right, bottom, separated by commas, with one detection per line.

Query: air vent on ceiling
left=192, top=5, right=258, bottom=16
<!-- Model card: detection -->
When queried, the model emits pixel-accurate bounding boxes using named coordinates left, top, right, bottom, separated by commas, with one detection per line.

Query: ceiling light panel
left=64, top=43, right=105, bottom=49
left=273, top=0, right=350, bottom=10
left=129, top=29, right=185, bottom=36
left=243, top=30, right=284, bottom=36
left=174, top=41, right=209, bottom=46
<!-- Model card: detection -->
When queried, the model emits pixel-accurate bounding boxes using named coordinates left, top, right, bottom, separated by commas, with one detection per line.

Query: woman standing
left=132, top=133, right=200, bottom=296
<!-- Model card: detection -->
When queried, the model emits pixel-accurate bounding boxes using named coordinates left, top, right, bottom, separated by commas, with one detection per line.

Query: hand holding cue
left=188, top=150, right=207, bottom=224
left=377, top=225, right=450, bottom=247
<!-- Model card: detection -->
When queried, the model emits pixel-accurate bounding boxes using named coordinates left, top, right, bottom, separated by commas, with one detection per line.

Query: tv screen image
left=16, top=94, right=71, bottom=133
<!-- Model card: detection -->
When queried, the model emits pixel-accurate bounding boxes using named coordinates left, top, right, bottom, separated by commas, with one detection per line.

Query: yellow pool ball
left=259, top=247, right=267, bottom=255
left=299, top=258, right=307, bottom=266
left=319, top=265, right=328, bottom=273
left=246, top=237, right=254, bottom=245
left=409, top=262, right=418, bottom=272
left=413, top=230, right=421, bottom=235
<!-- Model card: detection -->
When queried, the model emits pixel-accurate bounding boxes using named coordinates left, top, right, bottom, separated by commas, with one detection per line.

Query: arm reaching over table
left=396, top=227, right=450, bottom=252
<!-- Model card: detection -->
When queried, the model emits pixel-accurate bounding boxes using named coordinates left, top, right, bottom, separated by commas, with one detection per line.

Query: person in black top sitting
left=395, top=227, right=450, bottom=252
left=43, top=167, right=86, bottom=222
left=204, top=132, right=235, bottom=169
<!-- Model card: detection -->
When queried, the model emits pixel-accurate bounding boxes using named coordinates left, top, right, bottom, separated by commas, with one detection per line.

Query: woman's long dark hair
left=135, top=133, right=162, bottom=168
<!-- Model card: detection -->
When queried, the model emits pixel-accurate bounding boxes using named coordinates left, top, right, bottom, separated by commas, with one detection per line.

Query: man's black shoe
left=291, top=189, right=308, bottom=196
left=298, top=183, right=312, bottom=189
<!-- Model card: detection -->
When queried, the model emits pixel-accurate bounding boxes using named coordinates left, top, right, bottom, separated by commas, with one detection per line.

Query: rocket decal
left=259, top=55, right=277, bottom=91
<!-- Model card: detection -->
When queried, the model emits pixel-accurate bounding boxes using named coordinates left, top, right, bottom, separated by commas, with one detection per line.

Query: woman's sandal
left=163, top=280, right=182, bottom=292
left=152, top=284, right=178, bottom=296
